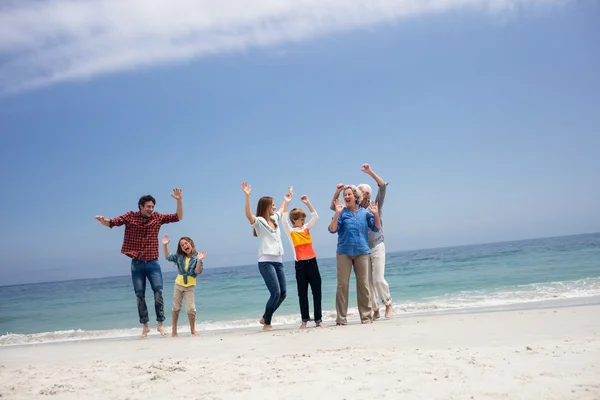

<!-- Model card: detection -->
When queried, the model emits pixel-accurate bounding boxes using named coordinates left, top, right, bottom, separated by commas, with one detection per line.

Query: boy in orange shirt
left=282, top=188, right=325, bottom=328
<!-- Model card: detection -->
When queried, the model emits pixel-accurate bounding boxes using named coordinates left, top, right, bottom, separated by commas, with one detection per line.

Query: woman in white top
left=242, top=181, right=291, bottom=331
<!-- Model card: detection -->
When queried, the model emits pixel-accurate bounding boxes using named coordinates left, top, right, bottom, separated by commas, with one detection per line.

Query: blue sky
left=0, top=1, right=599, bottom=285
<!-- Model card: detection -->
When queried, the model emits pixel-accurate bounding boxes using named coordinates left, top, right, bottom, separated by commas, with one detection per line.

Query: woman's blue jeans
left=258, top=262, right=287, bottom=325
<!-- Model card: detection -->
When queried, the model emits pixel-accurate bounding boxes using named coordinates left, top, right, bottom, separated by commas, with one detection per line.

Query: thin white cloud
left=0, top=0, right=564, bottom=93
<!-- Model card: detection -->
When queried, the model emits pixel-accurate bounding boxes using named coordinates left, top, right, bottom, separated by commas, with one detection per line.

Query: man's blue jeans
left=258, top=262, right=287, bottom=325
left=131, top=259, right=165, bottom=324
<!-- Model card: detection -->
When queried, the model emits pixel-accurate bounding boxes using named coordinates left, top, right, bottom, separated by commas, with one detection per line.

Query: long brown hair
left=253, top=196, right=276, bottom=237
left=176, top=237, right=197, bottom=256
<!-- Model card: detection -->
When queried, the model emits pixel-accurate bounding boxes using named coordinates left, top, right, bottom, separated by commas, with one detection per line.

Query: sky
left=0, top=0, right=599, bottom=286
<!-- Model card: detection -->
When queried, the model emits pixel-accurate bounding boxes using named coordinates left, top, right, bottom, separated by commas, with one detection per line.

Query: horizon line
left=1, top=230, right=597, bottom=288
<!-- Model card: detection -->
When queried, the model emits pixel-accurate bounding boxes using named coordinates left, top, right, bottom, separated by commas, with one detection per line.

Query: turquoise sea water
left=1, top=233, right=599, bottom=346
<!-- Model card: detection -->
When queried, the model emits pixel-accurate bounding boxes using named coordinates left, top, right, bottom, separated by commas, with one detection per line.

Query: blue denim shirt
left=328, top=207, right=379, bottom=256
left=165, top=253, right=203, bottom=284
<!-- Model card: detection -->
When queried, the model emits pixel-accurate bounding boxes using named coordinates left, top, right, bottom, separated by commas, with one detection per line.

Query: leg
left=274, top=262, right=287, bottom=312
left=335, top=254, right=352, bottom=325
left=131, top=260, right=150, bottom=337
left=295, top=260, right=310, bottom=327
left=258, top=262, right=281, bottom=329
left=184, top=287, right=199, bottom=336
left=368, top=254, right=380, bottom=320
left=147, top=260, right=166, bottom=336
left=172, top=283, right=184, bottom=337
left=353, top=254, right=373, bottom=323
left=307, top=258, right=323, bottom=326
left=371, top=243, right=393, bottom=318
left=188, top=313, right=198, bottom=336
left=172, top=311, right=180, bottom=337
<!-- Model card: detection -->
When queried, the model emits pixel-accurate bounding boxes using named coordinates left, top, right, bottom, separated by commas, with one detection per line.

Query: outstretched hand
left=241, top=181, right=252, bottom=196
left=361, top=163, right=372, bottom=174
left=197, top=251, right=207, bottom=261
left=161, top=234, right=170, bottom=245
left=336, top=183, right=344, bottom=190
left=95, top=215, right=109, bottom=225
left=333, top=198, right=344, bottom=213
left=368, top=200, right=379, bottom=215
left=171, top=188, right=183, bottom=200
left=300, top=195, right=309, bottom=204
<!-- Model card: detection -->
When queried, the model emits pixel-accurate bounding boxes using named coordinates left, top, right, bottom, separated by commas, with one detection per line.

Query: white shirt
left=251, top=211, right=284, bottom=262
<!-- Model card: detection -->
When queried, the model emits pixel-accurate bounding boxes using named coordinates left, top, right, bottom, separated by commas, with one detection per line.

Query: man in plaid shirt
left=95, top=188, right=183, bottom=337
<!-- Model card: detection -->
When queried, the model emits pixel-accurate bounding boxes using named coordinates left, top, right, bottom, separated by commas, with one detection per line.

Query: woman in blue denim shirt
left=242, top=181, right=291, bottom=331
left=329, top=185, right=381, bottom=325
left=162, top=234, right=206, bottom=337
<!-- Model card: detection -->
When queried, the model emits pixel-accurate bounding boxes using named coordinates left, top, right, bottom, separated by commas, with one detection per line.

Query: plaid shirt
left=109, top=211, right=180, bottom=261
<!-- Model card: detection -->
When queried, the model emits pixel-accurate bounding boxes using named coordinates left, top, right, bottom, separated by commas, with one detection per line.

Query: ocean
left=1, top=233, right=599, bottom=346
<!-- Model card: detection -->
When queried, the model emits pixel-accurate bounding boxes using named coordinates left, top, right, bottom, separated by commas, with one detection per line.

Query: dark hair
left=138, top=195, right=156, bottom=210
left=176, top=237, right=197, bottom=256
left=253, top=196, right=276, bottom=237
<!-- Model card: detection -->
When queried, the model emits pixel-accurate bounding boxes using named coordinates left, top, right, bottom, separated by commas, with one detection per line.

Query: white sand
left=1, top=305, right=599, bottom=400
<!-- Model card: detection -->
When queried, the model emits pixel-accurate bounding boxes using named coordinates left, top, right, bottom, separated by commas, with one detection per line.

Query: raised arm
left=328, top=199, right=343, bottom=233
left=282, top=188, right=294, bottom=237
left=195, top=252, right=207, bottom=274
left=161, top=235, right=171, bottom=258
left=280, top=186, right=293, bottom=214
left=369, top=201, right=381, bottom=230
left=361, top=163, right=385, bottom=187
left=301, top=195, right=315, bottom=213
left=301, top=195, right=318, bottom=229
left=330, top=183, right=345, bottom=211
left=241, top=181, right=256, bottom=224
left=362, top=163, right=388, bottom=211
left=170, top=188, right=183, bottom=221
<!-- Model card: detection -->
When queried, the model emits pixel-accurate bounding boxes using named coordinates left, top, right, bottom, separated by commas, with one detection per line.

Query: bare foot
left=172, top=332, right=178, bottom=337
left=362, top=320, right=373, bottom=324
left=260, top=318, right=265, bottom=325
left=385, top=304, right=393, bottom=318
left=191, top=330, right=200, bottom=336
left=316, top=322, right=326, bottom=328
left=336, top=322, right=346, bottom=326
left=373, top=310, right=381, bottom=320
left=141, top=325, right=150, bottom=338
left=263, top=324, right=273, bottom=331
left=300, top=322, right=307, bottom=329
left=157, top=325, right=167, bottom=336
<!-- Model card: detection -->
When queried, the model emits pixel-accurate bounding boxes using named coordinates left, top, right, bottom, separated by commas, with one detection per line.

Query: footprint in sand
left=39, top=384, right=75, bottom=396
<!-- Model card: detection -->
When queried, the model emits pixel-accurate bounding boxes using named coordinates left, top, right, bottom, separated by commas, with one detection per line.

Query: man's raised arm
left=330, top=183, right=344, bottom=211
left=361, top=163, right=385, bottom=187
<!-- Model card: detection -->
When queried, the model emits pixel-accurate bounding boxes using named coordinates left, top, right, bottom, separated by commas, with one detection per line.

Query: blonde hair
left=344, top=185, right=363, bottom=206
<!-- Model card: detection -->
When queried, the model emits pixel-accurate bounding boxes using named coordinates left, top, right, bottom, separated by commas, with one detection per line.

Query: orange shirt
left=282, top=211, right=319, bottom=261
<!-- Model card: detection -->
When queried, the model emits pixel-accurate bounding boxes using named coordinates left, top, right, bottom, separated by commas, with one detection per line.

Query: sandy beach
left=1, top=304, right=598, bottom=400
